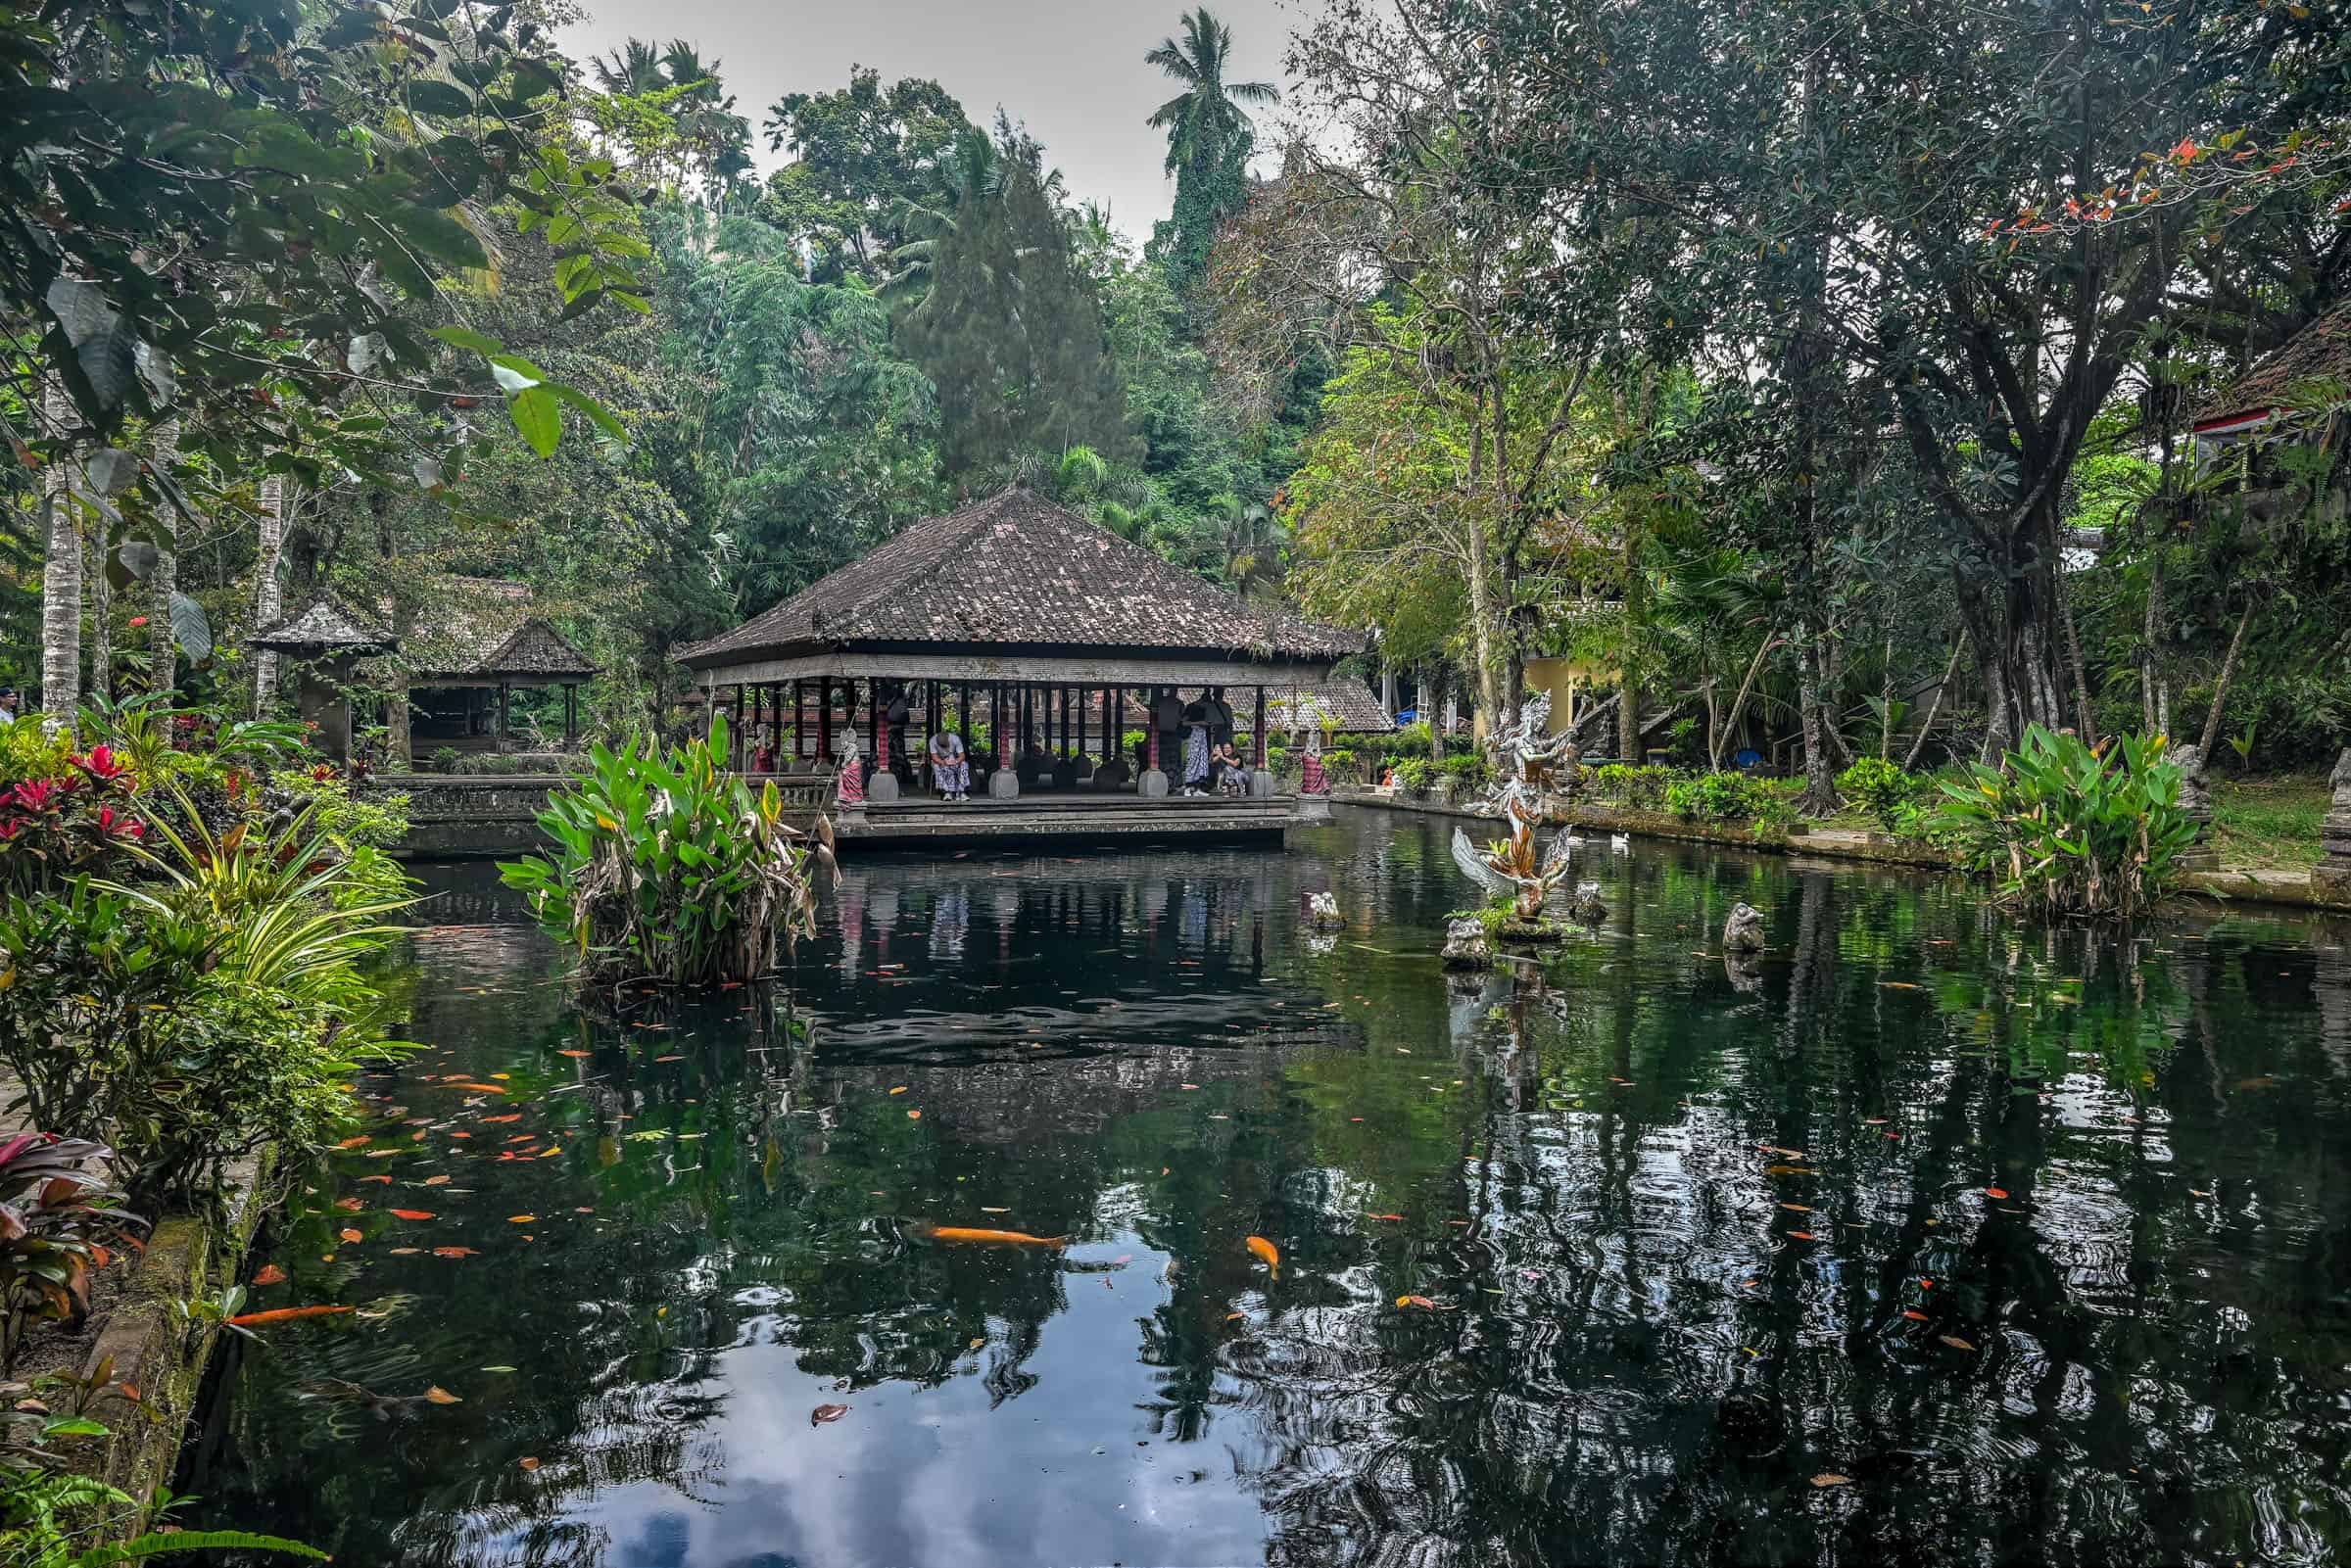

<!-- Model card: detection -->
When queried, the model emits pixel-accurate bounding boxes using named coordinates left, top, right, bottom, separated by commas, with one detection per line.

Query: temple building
left=678, top=488, right=1371, bottom=843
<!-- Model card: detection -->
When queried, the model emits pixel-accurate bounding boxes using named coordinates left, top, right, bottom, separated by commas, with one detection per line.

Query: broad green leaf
left=508, top=385, right=561, bottom=456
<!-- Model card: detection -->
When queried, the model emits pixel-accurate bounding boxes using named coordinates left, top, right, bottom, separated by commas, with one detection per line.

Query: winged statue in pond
left=1452, top=797, right=1573, bottom=921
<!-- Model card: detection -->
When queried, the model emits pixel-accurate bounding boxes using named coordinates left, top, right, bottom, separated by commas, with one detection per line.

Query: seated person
left=1211, top=739, right=1249, bottom=795
left=928, top=729, right=971, bottom=801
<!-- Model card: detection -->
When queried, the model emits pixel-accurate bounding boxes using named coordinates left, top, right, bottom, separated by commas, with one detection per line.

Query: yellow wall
left=1524, top=655, right=1614, bottom=734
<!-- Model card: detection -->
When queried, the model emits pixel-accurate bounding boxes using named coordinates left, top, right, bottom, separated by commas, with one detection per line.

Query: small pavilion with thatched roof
left=678, top=488, right=1367, bottom=842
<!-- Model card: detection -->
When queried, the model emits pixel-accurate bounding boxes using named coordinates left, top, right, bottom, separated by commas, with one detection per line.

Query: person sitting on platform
left=1211, top=738, right=1248, bottom=796
left=929, top=729, right=971, bottom=802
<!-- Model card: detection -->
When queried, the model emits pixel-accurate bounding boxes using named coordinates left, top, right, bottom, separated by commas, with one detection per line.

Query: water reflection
left=192, top=811, right=2351, bottom=1567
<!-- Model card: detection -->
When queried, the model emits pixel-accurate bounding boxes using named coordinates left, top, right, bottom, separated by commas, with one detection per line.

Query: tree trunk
left=252, top=474, right=294, bottom=716
left=2139, top=547, right=2163, bottom=737
left=1712, top=630, right=1777, bottom=772
left=148, top=418, right=181, bottom=698
left=2056, top=562, right=2097, bottom=746
left=88, top=538, right=112, bottom=703
left=2195, top=598, right=2255, bottom=760
left=1422, top=663, right=1445, bottom=763
left=1903, top=640, right=1964, bottom=771
left=1797, top=626, right=1840, bottom=815
left=37, top=379, right=83, bottom=727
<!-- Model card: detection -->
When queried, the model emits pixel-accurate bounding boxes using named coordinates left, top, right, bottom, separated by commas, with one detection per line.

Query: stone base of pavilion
left=833, top=786, right=1303, bottom=849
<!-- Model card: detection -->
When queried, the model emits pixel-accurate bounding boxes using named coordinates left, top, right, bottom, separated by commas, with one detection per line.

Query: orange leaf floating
left=390, top=1210, right=435, bottom=1221
left=1245, top=1235, right=1280, bottom=1277
left=918, top=1224, right=1067, bottom=1247
left=252, top=1264, right=288, bottom=1287
left=226, top=1305, right=355, bottom=1328
left=422, top=1385, right=462, bottom=1405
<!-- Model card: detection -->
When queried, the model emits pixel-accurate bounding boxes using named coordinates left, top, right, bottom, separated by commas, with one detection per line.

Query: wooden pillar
left=817, top=679, right=833, bottom=765
left=958, top=684, right=971, bottom=754
left=793, top=680, right=808, bottom=761
left=498, top=681, right=511, bottom=743
left=563, top=684, right=576, bottom=746
left=1254, top=687, right=1268, bottom=767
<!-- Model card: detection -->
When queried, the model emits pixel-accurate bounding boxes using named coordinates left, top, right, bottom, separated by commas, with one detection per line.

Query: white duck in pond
left=1609, top=832, right=1631, bottom=853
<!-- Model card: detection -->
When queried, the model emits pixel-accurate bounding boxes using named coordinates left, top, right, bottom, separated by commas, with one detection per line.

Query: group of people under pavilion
left=674, top=488, right=1385, bottom=807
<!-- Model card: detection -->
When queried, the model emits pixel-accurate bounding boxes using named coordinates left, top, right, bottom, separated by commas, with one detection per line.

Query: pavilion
left=677, top=488, right=1368, bottom=843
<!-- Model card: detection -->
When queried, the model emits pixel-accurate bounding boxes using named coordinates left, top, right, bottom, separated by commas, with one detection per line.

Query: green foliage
left=499, top=716, right=831, bottom=987
left=0, top=1461, right=323, bottom=1565
left=1440, top=754, right=1489, bottom=790
left=1391, top=757, right=1436, bottom=792
left=1836, top=757, right=1916, bottom=832
left=1586, top=765, right=1679, bottom=812
left=1935, top=727, right=2199, bottom=920
left=0, top=1135, right=141, bottom=1375
left=1662, top=770, right=1777, bottom=823
left=1143, top=8, right=1278, bottom=296
left=759, top=69, right=974, bottom=283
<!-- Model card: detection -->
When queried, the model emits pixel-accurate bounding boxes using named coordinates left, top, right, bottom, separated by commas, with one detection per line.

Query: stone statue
left=1305, top=891, right=1343, bottom=929
left=1452, top=809, right=1573, bottom=921
left=2169, top=741, right=2217, bottom=869
left=1567, top=881, right=1607, bottom=925
left=1440, top=916, right=1494, bottom=970
left=835, top=727, right=865, bottom=806
left=2317, top=748, right=2351, bottom=900
left=1723, top=902, right=1766, bottom=954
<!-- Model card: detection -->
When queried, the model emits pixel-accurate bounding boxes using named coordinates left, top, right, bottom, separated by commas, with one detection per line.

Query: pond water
left=186, top=807, right=2351, bottom=1568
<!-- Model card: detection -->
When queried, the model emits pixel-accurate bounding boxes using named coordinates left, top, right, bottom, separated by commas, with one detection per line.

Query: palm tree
left=591, top=38, right=666, bottom=96
left=1144, top=9, right=1277, bottom=177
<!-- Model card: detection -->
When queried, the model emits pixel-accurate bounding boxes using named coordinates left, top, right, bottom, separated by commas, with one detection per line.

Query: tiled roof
left=2196, top=303, right=2351, bottom=425
left=678, top=488, right=1365, bottom=668
left=249, top=598, right=390, bottom=651
left=405, top=577, right=597, bottom=680
left=1267, top=678, right=1395, bottom=734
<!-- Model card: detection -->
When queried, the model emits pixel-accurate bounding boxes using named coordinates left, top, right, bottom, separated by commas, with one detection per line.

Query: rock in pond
left=1724, top=902, right=1766, bottom=954
left=1441, top=917, right=1494, bottom=970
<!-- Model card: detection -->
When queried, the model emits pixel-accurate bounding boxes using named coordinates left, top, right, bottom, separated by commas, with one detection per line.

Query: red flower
left=80, top=745, right=128, bottom=780
left=311, top=764, right=336, bottom=782
left=8, top=781, right=54, bottom=813
left=128, top=615, right=149, bottom=628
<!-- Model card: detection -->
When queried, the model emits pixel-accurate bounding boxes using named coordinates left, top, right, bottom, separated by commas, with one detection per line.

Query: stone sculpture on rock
left=1441, top=917, right=1494, bottom=970
left=1723, top=902, right=1766, bottom=954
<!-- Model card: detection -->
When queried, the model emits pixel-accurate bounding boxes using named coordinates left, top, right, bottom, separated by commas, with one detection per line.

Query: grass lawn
left=2210, top=773, right=2329, bottom=871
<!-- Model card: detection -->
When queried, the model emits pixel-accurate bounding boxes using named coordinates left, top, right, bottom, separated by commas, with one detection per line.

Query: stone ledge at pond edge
left=1330, top=785, right=2351, bottom=916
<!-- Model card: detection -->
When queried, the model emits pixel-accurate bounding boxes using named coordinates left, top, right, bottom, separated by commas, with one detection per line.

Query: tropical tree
left=1144, top=8, right=1278, bottom=295
left=761, top=70, right=976, bottom=283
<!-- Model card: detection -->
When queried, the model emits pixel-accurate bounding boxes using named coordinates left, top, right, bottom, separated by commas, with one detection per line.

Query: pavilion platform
left=834, top=787, right=1322, bottom=849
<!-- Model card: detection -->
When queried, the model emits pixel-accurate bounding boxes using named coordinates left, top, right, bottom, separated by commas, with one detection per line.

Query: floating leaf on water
left=1811, top=1473, right=1851, bottom=1488
left=1939, top=1335, right=1977, bottom=1352
left=811, top=1403, right=850, bottom=1425
left=422, top=1386, right=462, bottom=1405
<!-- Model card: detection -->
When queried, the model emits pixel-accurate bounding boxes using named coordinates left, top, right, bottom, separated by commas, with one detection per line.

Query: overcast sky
left=560, top=0, right=1302, bottom=243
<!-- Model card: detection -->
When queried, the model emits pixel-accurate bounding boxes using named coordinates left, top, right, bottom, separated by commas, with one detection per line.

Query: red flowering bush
left=0, top=729, right=148, bottom=895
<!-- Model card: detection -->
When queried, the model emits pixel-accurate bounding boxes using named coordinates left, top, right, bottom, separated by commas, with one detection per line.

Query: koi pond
left=188, top=807, right=2351, bottom=1567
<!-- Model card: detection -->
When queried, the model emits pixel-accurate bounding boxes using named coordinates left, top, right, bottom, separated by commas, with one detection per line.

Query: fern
left=69, top=1531, right=329, bottom=1565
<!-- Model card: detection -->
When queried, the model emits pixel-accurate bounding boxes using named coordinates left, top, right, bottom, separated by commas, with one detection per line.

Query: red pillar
left=1146, top=687, right=1161, bottom=773
left=1254, top=687, right=1268, bottom=767
left=817, top=680, right=833, bottom=765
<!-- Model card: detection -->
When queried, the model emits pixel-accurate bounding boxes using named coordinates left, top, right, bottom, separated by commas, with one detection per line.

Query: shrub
left=0, top=1462, right=323, bottom=1563
left=1588, top=764, right=1681, bottom=811
left=1837, top=757, right=1915, bottom=831
left=0, top=1134, right=143, bottom=1375
left=1663, top=771, right=1763, bottom=821
left=1934, top=726, right=2198, bottom=920
left=1385, top=721, right=1434, bottom=758
left=1390, top=756, right=1436, bottom=792
left=1440, top=753, right=1488, bottom=788
left=500, top=715, right=832, bottom=987
left=1750, top=792, right=1802, bottom=839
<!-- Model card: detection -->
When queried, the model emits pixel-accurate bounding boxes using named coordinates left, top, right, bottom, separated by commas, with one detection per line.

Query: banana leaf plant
left=0, top=1134, right=144, bottom=1375
left=500, top=715, right=836, bottom=987
left=1935, top=725, right=2199, bottom=920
